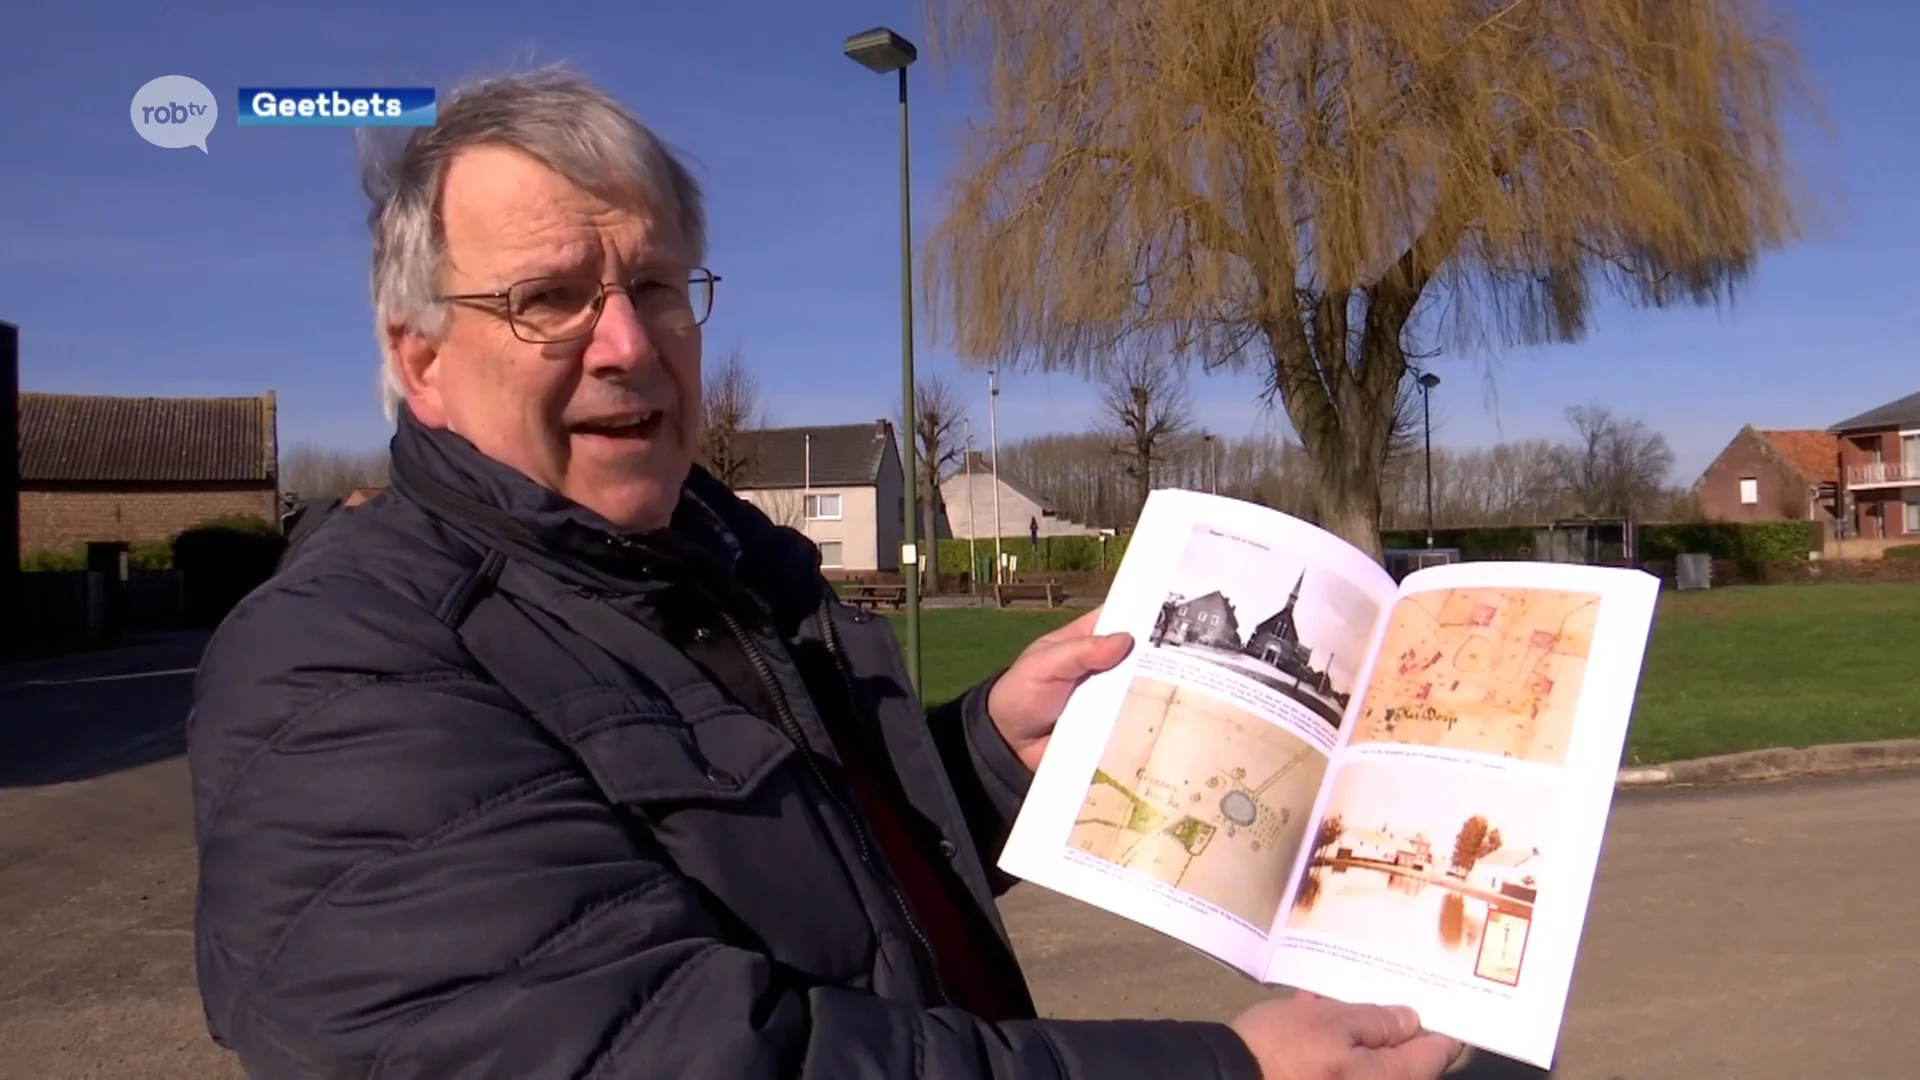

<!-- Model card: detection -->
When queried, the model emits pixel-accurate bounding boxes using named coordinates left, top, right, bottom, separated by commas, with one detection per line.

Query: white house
left=730, top=421, right=904, bottom=574
left=939, top=451, right=1100, bottom=542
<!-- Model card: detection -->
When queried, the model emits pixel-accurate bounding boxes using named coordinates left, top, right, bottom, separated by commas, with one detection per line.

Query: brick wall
left=1696, top=428, right=1814, bottom=522
left=19, top=486, right=280, bottom=554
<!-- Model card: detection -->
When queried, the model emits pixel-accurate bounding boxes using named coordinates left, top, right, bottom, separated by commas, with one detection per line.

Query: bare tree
left=282, top=444, right=389, bottom=501
left=924, top=0, right=1810, bottom=557
left=749, top=488, right=808, bottom=529
left=1551, top=404, right=1677, bottom=518
left=699, top=346, right=765, bottom=488
left=894, top=374, right=970, bottom=593
left=1099, top=353, right=1194, bottom=521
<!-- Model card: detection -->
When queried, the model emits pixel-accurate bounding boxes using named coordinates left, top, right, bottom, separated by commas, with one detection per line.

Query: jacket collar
left=386, top=407, right=821, bottom=613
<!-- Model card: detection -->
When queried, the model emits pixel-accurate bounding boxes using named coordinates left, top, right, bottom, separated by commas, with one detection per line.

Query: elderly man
left=186, top=71, right=1461, bottom=1080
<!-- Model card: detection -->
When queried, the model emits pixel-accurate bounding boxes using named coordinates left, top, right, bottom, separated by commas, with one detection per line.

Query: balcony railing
left=1846, top=460, right=1920, bottom=487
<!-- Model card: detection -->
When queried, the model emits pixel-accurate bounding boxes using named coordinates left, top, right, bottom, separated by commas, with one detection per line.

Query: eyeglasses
left=436, top=266, right=720, bottom=344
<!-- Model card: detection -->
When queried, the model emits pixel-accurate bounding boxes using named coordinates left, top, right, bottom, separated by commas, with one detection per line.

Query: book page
left=1261, top=559, right=1660, bottom=1069
left=998, top=489, right=1398, bottom=976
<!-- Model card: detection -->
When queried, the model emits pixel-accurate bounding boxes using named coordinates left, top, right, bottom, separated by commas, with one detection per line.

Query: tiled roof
left=1755, top=429, right=1839, bottom=485
left=732, top=422, right=894, bottom=489
left=1828, top=390, right=1920, bottom=434
left=19, top=391, right=277, bottom=484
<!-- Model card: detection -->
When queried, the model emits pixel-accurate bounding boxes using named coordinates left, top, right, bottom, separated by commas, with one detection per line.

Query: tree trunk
left=1303, top=433, right=1388, bottom=561
left=1135, top=448, right=1152, bottom=523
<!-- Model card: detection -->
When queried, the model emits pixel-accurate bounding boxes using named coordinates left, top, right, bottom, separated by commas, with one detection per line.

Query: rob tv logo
left=130, top=75, right=218, bottom=153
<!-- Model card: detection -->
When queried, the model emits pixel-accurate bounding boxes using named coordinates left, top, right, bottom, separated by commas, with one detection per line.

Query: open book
left=998, top=489, right=1660, bottom=1070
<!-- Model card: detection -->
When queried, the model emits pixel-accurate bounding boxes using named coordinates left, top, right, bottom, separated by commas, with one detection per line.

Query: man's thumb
left=1063, top=631, right=1133, bottom=676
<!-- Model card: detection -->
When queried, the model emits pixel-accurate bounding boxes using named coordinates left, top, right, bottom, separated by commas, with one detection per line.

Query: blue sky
left=2, top=0, right=1914, bottom=483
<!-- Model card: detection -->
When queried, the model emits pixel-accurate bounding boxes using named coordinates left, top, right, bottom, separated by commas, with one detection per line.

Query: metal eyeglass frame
left=435, top=266, right=722, bottom=344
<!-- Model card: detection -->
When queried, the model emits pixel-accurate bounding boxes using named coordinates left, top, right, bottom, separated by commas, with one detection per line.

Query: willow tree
left=923, top=0, right=1809, bottom=556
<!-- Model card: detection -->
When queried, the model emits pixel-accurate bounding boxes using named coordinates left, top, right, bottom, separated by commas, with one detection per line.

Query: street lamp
left=1418, top=371, right=1440, bottom=548
left=962, top=417, right=979, bottom=601
left=987, top=367, right=1004, bottom=584
left=845, top=25, right=923, bottom=700
left=1201, top=432, right=1217, bottom=494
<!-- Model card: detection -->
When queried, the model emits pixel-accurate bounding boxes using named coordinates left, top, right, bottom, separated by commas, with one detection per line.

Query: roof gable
left=732, top=422, right=894, bottom=489
left=19, top=391, right=276, bottom=484
left=1828, top=390, right=1920, bottom=434
left=1755, top=429, right=1839, bottom=485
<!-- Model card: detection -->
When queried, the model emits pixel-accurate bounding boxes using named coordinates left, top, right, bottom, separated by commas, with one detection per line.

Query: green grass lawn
left=893, top=583, right=1920, bottom=766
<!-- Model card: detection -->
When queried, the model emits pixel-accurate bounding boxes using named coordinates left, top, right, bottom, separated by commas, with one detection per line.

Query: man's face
left=389, top=144, right=702, bottom=532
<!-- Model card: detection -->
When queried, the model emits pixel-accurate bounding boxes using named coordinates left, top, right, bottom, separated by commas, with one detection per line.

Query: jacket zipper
left=606, top=536, right=954, bottom=1008
left=713, top=604, right=956, bottom=1009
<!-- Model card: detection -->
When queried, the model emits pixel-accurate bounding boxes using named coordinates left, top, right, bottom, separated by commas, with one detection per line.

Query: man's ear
left=386, top=321, right=447, bottom=427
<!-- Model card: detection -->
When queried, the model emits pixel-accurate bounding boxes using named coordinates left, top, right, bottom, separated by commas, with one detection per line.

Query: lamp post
left=1202, top=432, right=1217, bottom=494
left=962, top=418, right=979, bottom=601
left=987, top=367, right=1004, bottom=584
left=1418, top=371, right=1440, bottom=548
left=845, top=25, right=923, bottom=699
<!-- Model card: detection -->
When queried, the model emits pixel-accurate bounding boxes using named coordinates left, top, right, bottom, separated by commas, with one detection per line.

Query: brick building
left=1694, top=425, right=1840, bottom=527
left=1829, top=389, right=1920, bottom=545
left=17, top=391, right=281, bottom=555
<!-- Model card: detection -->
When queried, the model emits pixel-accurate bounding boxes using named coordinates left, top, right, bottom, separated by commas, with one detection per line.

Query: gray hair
left=359, top=67, right=708, bottom=419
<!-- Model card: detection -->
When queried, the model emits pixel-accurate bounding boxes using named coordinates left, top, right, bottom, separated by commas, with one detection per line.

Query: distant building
left=729, top=421, right=905, bottom=574
left=16, top=391, right=281, bottom=554
left=939, top=451, right=1100, bottom=541
left=1694, top=389, right=1920, bottom=557
left=1693, top=425, right=1840, bottom=527
left=1829, top=389, right=1920, bottom=546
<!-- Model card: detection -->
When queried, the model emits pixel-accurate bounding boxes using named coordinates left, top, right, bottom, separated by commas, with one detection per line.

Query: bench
left=994, top=580, right=1067, bottom=609
left=842, top=584, right=907, bottom=611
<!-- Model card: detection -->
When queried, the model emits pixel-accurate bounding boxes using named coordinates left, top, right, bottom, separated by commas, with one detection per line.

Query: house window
left=1905, top=491, right=1920, bottom=535
left=817, top=541, right=844, bottom=568
left=804, top=493, right=842, bottom=520
left=1738, top=478, right=1758, bottom=505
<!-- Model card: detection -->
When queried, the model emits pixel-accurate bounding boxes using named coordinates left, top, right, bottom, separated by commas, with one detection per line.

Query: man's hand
left=986, top=606, right=1132, bottom=772
left=1230, top=993, right=1466, bottom=1080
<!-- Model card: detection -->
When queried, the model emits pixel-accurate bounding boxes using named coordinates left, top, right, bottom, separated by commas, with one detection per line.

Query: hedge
left=934, top=534, right=1131, bottom=576
left=172, top=515, right=288, bottom=626
left=1884, top=544, right=1920, bottom=561
left=20, top=539, right=174, bottom=572
left=1635, top=520, right=1821, bottom=563
left=1378, top=526, right=1537, bottom=560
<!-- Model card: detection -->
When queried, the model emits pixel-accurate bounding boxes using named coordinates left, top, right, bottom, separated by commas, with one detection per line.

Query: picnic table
left=842, top=583, right=907, bottom=611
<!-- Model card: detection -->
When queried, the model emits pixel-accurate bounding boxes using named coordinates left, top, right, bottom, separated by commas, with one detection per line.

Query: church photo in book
left=1146, top=523, right=1380, bottom=729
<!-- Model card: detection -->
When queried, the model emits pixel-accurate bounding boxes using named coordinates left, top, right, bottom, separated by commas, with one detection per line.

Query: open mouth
left=571, top=411, right=666, bottom=441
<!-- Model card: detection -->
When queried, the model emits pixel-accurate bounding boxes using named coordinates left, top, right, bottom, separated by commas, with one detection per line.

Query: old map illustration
left=1350, top=586, right=1602, bottom=766
left=1070, top=675, right=1328, bottom=929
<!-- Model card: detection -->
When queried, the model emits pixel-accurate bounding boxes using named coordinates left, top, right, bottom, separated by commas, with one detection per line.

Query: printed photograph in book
left=1069, top=675, right=1330, bottom=930
left=1145, top=523, right=1380, bottom=732
left=1347, top=586, right=1603, bottom=766
left=1285, top=757, right=1557, bottom=988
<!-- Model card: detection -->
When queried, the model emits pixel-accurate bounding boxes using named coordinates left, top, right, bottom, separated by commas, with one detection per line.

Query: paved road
left=3, top=637, right=1915, bottom=1078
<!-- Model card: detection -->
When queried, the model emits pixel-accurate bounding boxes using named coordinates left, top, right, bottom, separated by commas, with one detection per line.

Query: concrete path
left=2, top=637, right=1914, bottom=1078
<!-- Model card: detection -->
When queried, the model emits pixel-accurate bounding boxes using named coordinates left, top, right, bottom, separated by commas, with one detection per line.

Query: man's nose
left=581, top=289, right=657, bottom=375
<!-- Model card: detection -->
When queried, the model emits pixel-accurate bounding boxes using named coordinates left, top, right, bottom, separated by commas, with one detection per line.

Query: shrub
left=1885, top=544, right=1920, bottom=561
left=172, top=515, right=288, bottom=626
left=1637, top=520, right=1820, bottom=564
left=936, top=533, right=1131, bottom=577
